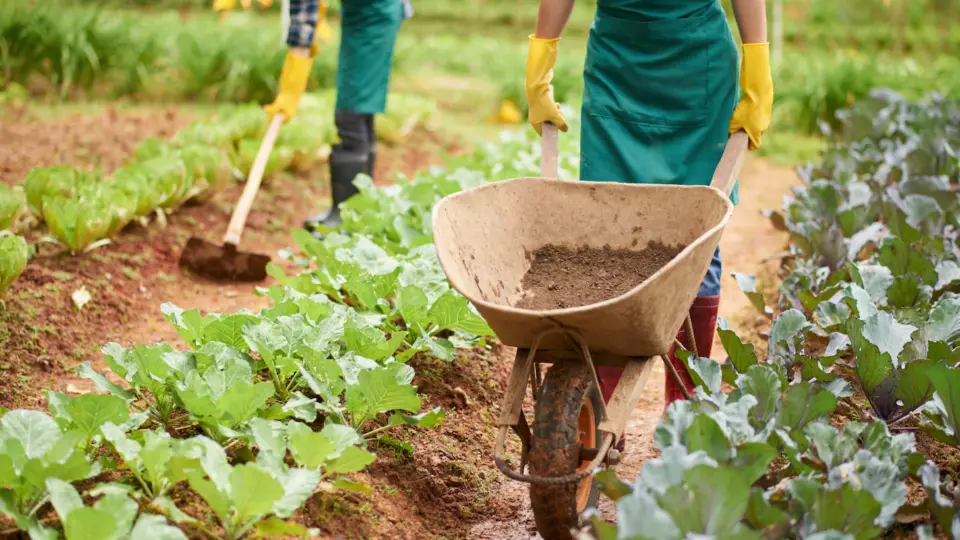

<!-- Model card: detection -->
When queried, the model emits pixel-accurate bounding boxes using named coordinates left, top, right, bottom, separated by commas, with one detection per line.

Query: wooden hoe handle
left=541, top=122, right=559, bottom=179
left=223, top=114, right=285, bottom=247
left=710, top=130, right=750, bottom=198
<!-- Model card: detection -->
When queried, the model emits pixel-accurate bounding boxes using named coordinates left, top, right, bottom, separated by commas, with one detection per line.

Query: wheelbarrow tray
left=432, top=178, right=733, bottom=358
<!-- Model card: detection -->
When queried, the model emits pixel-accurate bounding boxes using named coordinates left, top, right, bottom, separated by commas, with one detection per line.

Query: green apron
left=579, top=0, right=740, bottom=204
left=335, top=0, right=405, bottom=114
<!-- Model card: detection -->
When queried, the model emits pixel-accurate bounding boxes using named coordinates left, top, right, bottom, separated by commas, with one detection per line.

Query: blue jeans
left=698, top=247, right=722, bottom=297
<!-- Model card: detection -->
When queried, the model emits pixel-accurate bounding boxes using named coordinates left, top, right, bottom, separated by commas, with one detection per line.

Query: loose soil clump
left=516, top=242, right=685, bottom=310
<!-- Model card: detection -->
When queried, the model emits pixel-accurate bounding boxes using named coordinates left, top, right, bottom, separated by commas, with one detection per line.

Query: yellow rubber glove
left=310, top=1, right=333, bottom=55
left=728, top=43, right=773, bottom=150
left=525, top=35, right=568, bottom=136
left=264, top=51, right=314, bottom=123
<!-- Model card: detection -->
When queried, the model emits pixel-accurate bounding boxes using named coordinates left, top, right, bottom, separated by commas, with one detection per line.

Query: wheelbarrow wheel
left=529, top=361, right=603, bottom=540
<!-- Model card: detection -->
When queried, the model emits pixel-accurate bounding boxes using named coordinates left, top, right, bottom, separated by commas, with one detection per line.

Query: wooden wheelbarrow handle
left=223, top=114, right=285, bottom=247
left=540, top=123, right=749, bottom=200
left=710, top=130, right=749, bottom=198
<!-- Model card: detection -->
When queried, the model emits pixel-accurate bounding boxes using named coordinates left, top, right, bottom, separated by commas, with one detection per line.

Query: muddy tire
left=529, top=361, right=603, bottom=540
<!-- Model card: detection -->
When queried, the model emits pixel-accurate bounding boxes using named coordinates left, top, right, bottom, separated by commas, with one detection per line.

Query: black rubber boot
left=303, top=151, right=367, bottom=231
left=367, top=150, right=376, bottom=179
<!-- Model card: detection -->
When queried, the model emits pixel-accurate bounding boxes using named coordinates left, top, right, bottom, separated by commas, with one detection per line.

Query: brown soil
left=517, top=242, right=685, bottom=310
left=0, top=106, right=190, bottom=184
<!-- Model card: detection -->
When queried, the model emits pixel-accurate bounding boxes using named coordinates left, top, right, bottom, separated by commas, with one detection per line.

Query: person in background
left=216, top=0, right=412, bottom=229
left=526, top=0, right=773, bottom=422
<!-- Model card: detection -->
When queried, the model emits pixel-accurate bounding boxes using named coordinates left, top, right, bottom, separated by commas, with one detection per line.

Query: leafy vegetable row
left=591, top=90, right=960, bottom=538
left=0, top=91, right=435, bottom=303
left=0, top=109, right=576, bottom=539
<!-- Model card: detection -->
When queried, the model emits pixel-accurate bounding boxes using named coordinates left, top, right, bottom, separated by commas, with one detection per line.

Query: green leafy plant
left=0, top=234, right=29, bottom=296
left=0, top=410, right=98, bottom=530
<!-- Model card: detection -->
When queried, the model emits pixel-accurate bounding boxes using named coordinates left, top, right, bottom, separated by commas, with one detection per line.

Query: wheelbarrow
left=431, top=124, right=748, bottom=539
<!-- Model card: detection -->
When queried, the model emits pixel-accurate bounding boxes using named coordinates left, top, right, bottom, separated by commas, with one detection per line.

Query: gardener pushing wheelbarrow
left=433, top=1, right=772, bottom=538
left=526, top=0, right=773, bottom=417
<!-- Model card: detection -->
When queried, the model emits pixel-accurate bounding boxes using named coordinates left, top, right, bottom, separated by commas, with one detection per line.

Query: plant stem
left=363, top=423, right=395, bottom=440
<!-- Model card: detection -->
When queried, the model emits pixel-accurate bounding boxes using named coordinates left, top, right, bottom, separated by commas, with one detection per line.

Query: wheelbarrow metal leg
left=597, top=357, right=657, bottom=439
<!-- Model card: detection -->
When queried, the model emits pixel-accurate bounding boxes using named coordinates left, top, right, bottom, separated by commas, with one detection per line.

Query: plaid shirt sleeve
left=286, top=0, right=318, bottom=49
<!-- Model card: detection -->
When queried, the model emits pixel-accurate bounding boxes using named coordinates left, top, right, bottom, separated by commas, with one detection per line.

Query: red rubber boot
left=664, top=296, right=720, bottom=411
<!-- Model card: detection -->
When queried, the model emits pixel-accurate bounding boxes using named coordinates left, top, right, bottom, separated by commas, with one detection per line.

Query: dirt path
left=468, top=156, right=801, bottom=539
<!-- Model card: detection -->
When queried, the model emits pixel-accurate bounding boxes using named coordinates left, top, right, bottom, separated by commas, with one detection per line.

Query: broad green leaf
left=388, top=407, right=446, bottom=428
left=878, top=236, right=937, bottom=286
left=326, top=446, right=375, bottom=474
left=814, top=301, right=851, bottom=330
left=731, top=442, right=777, bottom=485
left=203, top=315, right=258, bottom=351
left=733, top=365, right=781, bottom=431
left=243, top=320, right=286, bottom=363
left=658, top=465, right=752, bottom=536
left=731, top=273, right=771, bottom=315
left=845, top=284, right=878, bottom=319
left=281, top=392, right=318, bottom=423
left=717, top=322, right=758, bottom=375
left=745, top=488, right=789, bottom=529
left=186, top=472, right=230, bottom=521
left=686, top=356, right=722, bottom=395
left=856, top=264, right=894, bottom=306
left=616, top=488, right=681, bottom=540
left=770, top=309, right=810, bottom=346
left=63, top=507, right=120, bottom=540
left=343, top=321, right=405, bottom=362
left=638, top=446, right=716, bottom=495
left=427, top=292, right=494, bottom=337
left=685, top=415, right=731, bottom=462
left=76, top=362, right=133, bottom=402
left=861, top=311, right=916, bottom=364
left=331, top=477, right=372, bottom=494
left=888, top=274, right=930, bottom=309
left=100, top=422, right=141, bottom=462
left=219, top=381, right=274, bottom=426
left=63, top=393, right=130, bottom=440
left=346, top=368, right=422, bottom=421
left=161, top=304, right=213, bottom=347
left=255, top=517, right=308, bottom=538
left=93, top=492, right=138, bottom=536
left=289, top=423, right=361, bottom=470
left=230, top=464, right=284, bottom=522
left=271, top=467, right=322, bottom=518
left=936, top=260, right=960, bottom=291
left=924, top=364, right=960, bottom=445
left=1, top=410, right=60, bottom=460
left=808, top=483, right=883, bottom=539
left=593, top=469, right=634, bottom=502
left=777, top=383, right=837, bottom=432
left=129, top=514, right=188, bottom=540
left=824, top=332, right=851, bottom=359
left=926, top=295, right=960, bottom=345
left=46, top=478, right=82, bottom=522
left=397, top=285, right=430, bottom=328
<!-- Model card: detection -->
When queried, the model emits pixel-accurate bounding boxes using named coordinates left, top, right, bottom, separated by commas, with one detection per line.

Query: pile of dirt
left=516, top=242, right=685, bottom=310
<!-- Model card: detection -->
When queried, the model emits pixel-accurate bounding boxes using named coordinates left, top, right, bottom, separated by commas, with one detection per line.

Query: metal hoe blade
left=178, top=237, right=270, bottom=282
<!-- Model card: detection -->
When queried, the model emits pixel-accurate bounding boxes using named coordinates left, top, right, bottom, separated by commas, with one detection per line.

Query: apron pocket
left=584, top=9, right=713, bottom=128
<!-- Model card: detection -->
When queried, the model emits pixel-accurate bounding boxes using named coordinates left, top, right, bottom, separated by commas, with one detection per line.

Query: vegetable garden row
left=591, top=90, right=960, bottom=538
left=2, top=88, right=958, bottom=537
left=0, top=90, right=434, bottom=295
left=0, top=108, right=579, bottom=538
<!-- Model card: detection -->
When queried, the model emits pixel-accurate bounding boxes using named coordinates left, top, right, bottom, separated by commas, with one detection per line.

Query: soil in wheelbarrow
left=516, top=242, right=686, bottom=310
